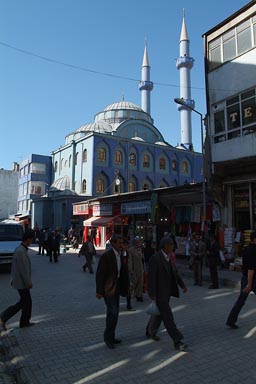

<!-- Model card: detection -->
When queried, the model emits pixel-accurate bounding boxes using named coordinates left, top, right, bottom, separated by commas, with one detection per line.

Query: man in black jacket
left=147, top=236, right=188, bottom=351
left=226, top=231, right=256, bottom=329
left=96, top=234, right=129, bottom=349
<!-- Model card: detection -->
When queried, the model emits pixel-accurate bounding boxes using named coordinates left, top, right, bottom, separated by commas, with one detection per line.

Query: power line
left=0, top=41, right=239, bottom=94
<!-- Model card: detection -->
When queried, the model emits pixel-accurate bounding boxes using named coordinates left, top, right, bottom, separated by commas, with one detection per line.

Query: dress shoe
left=0, top=318, right=6, bottom=331
left=20, top=322, right=35, bottom=328
left=113, top=338, right=122, bottom=344
left=151, top=335, right=160, bottom=341
left=127, top=305, right=136, bottom=311
left=226, top=323, right=239, bottom=329
left=136, top=297, right=144, bottom=302
left=105, top=340, right=115, bottom=349
left=174, top=341, right=188, bottom=351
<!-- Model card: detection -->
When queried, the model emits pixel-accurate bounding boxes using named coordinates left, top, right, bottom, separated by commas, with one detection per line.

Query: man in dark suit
left=96, top=234, right=129, bottom=349
left=147, top=236, right=188, bottom=351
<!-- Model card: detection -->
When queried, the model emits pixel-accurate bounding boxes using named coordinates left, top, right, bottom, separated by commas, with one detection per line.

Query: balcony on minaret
left=176, top=56, right=194, bottom=69
left=138, top=80, right=153, bottom=91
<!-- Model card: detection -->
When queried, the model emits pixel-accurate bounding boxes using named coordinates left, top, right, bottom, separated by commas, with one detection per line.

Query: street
left=1, top=247, right=256, bottom=384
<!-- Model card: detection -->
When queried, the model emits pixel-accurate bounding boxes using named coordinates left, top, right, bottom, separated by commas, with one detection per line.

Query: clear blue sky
left=0, top=0, right=249, bottom=170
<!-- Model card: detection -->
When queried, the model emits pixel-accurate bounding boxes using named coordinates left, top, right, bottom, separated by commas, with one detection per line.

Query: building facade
left=0, top=164, right=19, bottom=220
left=17, top=154, right=52, bottom=228
left=204, top=1, right=256, bottom=248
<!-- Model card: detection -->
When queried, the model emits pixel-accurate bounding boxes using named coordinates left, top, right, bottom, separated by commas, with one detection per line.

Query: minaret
left=139, top=42, right=153, bottom=115
left=176, top=11, right=194, bottom=150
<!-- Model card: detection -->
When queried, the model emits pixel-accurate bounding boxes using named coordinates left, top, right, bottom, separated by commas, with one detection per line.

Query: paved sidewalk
left=0, top=248, right=254, bottom=384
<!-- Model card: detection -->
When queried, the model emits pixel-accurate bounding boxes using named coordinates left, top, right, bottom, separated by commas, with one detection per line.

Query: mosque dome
left=103, top=101, right=144, bottom=112
left=75, top=121, right=113, bottom=134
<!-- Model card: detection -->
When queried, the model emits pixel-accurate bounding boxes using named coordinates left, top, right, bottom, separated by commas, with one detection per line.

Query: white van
left=0, top=222, right=24, bottom=266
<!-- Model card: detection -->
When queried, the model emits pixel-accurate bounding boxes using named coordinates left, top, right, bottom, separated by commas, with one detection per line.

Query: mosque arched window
left=54, top=161, right=58, bottom=172
left=98, top=148, right=106, bottom=162
left=115, top=150, right=122, bottom=164
left=143, top=183, right=149, bottom=190
left=143, top=154, right=150, bottom=168
left=129, top=153, right=136, bottom=166
left=75, top=152, right=79, bottom=166
left=172, top=159, right=177, bottom=171
left=128, top=182, right=135, bottom=192
left=181, top=161, right=189, bottom=174
left=61, top=158, right=64, bottom=170
left=69, top=155, right=72, bottom=168
left=96, top=178, right=104, bottom=193
left=159, top=158, right=166, bottom=170
left=82, top=179, right=87, bottom=193
left=82, top=149, right=87, bottom=162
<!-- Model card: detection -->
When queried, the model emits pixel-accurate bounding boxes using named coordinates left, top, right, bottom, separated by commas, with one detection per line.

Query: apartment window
left=82, top=179, right=86, bottom=193
left=129, top=153, right=136, bottom=166
left=213, top=87, right=256, bottom=143
left=223, top=29, right=236, bottom=63
left=82, top=149, right=87, bottom=162
left=214, top=110, right=225, bottom=134
left=115, top=150, right=122, bottom=164
left=208, top=15, right=256, bottom=71
left=237, top=19, right=251, bottom=55
left=96, top=179, right=104, bottom=193
left=143, top=154, right=150, bottom=168
left=98, top=148, right=106, bottom=162
left=209, top=38, right=221, bottom=71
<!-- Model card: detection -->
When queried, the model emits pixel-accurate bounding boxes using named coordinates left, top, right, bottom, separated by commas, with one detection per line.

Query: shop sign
left=93, top=204, right=112, bottom=217
left=73, top=204, right=89, bottom=215
left=121, top=201, right=151, bottom=214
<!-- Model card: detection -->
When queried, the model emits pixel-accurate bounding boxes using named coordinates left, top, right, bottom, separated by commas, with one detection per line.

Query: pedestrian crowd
left=1, top=228, right=256, bottom=354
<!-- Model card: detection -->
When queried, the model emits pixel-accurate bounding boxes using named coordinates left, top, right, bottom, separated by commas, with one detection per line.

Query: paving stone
left=0, top=247, right=254, bottom=384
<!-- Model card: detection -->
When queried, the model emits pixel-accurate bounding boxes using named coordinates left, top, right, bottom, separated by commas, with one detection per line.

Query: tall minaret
left=139, top=42, right=153, bottom=115
left=176, top=12, right=194, bottom=150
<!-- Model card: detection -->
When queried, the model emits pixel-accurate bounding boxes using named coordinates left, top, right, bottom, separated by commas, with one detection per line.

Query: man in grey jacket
left=0, top=230, right=35, bottom=330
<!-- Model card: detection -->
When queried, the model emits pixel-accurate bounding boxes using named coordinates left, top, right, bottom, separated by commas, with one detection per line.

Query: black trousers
left=103, top=284, right=120, bottom=342
left=83, top=254, right=93, bottom=273
left=1, top=289, right=32, bottom=327
left=146, top=300, right=183, bottom=344
left=209, top=263, right=219, bottom=288
left=226, top=276, right=250, bottom=325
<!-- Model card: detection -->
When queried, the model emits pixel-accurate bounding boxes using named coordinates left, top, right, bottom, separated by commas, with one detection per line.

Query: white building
left=204, top=1, right=256, bottom=231
left=0, top=164, right=19, bottom=220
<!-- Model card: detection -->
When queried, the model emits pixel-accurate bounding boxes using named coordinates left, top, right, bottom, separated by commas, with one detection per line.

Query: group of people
left=36, top=227, right=62, bottom=263
left=1, top=229, right=256, bottom=354
left=189, top=232, right=220, bottom=289
left=96, top=234, right=188, bottom=350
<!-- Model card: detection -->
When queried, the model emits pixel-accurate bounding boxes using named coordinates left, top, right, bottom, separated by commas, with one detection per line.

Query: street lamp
left=174, top=97, right=206, bottom=224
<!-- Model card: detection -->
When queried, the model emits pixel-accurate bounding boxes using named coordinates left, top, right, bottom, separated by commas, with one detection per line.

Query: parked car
left=0, top=221, right=24, bottom=268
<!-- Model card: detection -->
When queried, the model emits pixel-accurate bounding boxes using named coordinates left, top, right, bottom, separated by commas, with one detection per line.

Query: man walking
left=79, top=235, right=96, bottom=273
left=189, top=233, right=206, bottom=286
left=226, top=231, right=256, bottom=329
left=0, top=230, right=35, bottom=330
left=96, top=234, right=129, bottom=349
left=147, top=236, right=188, bottom=351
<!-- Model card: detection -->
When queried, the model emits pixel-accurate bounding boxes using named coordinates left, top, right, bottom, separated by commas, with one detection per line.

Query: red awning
left=83, top=216, right=118, bottom=227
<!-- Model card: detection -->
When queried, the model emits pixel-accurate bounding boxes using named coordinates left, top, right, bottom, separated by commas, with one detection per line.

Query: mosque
left=32, top=14, right=203, bottom=232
